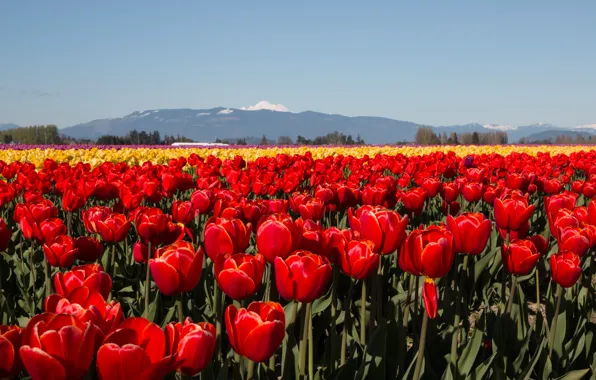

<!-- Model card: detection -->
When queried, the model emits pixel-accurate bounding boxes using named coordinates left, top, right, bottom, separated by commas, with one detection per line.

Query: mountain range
left=3, top=102, right=596, bottom=144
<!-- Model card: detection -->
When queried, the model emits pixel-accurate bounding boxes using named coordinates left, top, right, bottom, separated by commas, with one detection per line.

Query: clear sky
left=1, top=1, right=595, bottom=128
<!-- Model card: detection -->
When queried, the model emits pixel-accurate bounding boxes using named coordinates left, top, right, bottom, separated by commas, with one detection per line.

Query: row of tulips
left=0, top=151, right=595, bottom=379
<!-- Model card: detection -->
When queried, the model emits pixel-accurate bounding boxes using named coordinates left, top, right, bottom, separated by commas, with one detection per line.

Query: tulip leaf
left=355, top=322, right=386, bottom=380
left=458, top=313, right=484, bottom=377
left=312, top=290, right=332, bottom=315
left=553, top=369, right=590, bottom=380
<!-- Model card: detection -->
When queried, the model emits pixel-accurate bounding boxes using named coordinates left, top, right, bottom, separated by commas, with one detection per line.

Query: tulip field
left=1, top=145, right=596, bottom=380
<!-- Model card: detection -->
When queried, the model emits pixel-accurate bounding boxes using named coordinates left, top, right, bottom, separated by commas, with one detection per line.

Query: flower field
left=1, top=146, right=596, bottom=379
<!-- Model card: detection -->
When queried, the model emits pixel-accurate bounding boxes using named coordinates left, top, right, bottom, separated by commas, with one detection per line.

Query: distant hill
left=0, top=123, right=20, bottom=131
left=522, top=130, right=594, bottom=142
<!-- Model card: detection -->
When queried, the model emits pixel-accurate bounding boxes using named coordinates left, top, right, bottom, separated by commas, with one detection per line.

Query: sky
left=1, top=1, right=595, bottom=128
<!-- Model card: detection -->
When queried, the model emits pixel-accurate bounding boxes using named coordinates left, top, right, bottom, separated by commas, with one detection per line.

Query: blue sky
left=1, top=1, right=595, bottom=128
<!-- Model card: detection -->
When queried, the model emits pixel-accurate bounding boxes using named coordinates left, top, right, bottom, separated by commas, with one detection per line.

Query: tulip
left=19, top=313, right=97, bottom=380
left=528, top=234, right=549, bottom=256
left=97, top=317, right=182, bottom=380
left=349, top=206, right=408, bottom=255
left=501, top=239, right=540, bottom=276
left=558, top=227, right=591, bottom=257
left=400, top=188, right=427, bottom=215
left=214, top=253, right=265, bottom=300
left=74, top=236, right=104, bottom=262
left=190, top=189, right=214, bottom=215
left=446, top=213, right=492, bottom=255
left=274, top=251, right=332, bottom=303
left=361, top=185, right=387, bottom=206
left=14, top=199, right=58, bottom=226
left=335, top=184, right=360, bottom=209
left=440, top=182, right=460, bottom=203
left=322, top=227, right=355, bottom=263
left=62, top=188, right=86, bottom=212
left=0, top=218, right=11, bottom=252
left=256, top=214, right=302, bottom=263
left=0, top=325, right=22, bottom=379
left=38, top=218, right=66, bottom=244
left=135, top=208, right=177, bottom=245
left=298, top=199, right=325, bottom=221
left=462, top=182, right=483, bottom=203
left=150, top=241, right=204, bottom=296
left=225, top=302, right=285, bottom=363
left=545, top=191, right=577, bottom=219
left=132, top=241, right=156, bottom=264
left=204, top=217, right=251, bottom=261
left=494, top=193, right=535, bottom=232
left=54, top=264, right=112, bottom=299
left=550, top=208, right=580, bottom=240
left=165, top=318, right=216, bottom=376
left=82, top=206, right=112, bottom=234
left=96, top=213, right=131, bottom=243
left=550, top=251, right=582, bottom=288
left=298, top=220, right=325, bottom=254
left=44, top=287, right=124, bottom=336
left=43, top=235, right=78, bottom=268
left=421, top=178, right=441, bottom=198
left=171, top=201, right=194, bottom=225
left=338, top=240, right=379, bottom=280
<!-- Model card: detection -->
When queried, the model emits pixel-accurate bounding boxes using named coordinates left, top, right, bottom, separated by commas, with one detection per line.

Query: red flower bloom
left=74, top=236, right=104, bottom=263
left=0, top=218, right=11, bottom=252
left=97, top=317, right=182, bottom=380
left=0, top=325, right=22, bottom=379
left=204, top=217, right=251, bottom=261
left=256, top=214, right=302, bottom=263
left=501, top=239, right=540, bottom=276
left=43, top=235, right=78, bottom=268
left=349, top=206, right=408, bottom=255
left=494, top=193, right=535, bottom=232
left=62, top=188, right=87, bottom=212
left=462, top=182, right=483, bottom=203
left=338, top=240, right=379, bottom=280
left=20, top=313, right=97, bottom=380
left=550, top=251, right=582, bottom=288
left=400, top=188, right=427, bottom=215
left=54, top=264, right=112, bottom=299
left=225, top=302, right=285, bottom=363
left=171, top=201, right=194, bottom=225
left=82, top=206, right=112, bottom=234
left=97, top=213, right=131, bottom=243
left=165, top=318, right=216, bottom=376
left=274, top=251, right=332, bottom=303
left=446, top=213, right=492, bottom=255
left=558, top=227, right=591, bottom=257
left=150, top=241, right=204, bottom=296
left=298, top=199, right=325, bottom=221
left=214, top=253, right=265, bottom=300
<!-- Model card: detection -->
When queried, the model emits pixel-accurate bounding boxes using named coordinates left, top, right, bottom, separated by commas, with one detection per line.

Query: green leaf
left=312, top=290, right=332, bottom=315
left=464, top=352, right=495, bottom=380
left=519, top=339, right=544, bottom=380
left=554, top=369, right=590, bottom=380
left=458, top=315, right=484, bottom=377
left=355, top=322, right=387, bottom=380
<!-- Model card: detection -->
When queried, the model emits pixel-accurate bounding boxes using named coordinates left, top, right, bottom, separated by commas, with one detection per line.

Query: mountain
left=0, top=123, right=19, bottom=131
left=61, top=108, right=421, bottom=144
left=59, top=104, right=596, bottom=144
left=522, top=130, right=594, bottom=142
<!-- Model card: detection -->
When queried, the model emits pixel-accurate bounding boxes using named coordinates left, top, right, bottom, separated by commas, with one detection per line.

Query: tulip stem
left=506, top=276, right=518, bottom=317
left=340, top=280, right=355, bottom=367
left=144, top=242, right=152, bottom=319
left=308, top=303, right=314, bottom=380
left=176, top=293, right=185, bottom=323
left=299, top=302, right=311, bottom=379
left=44, top=258, right=51, bottom=298
left=67, top=211, right=73, bottom=237
left=360, top=279, right=367, bottom=344
left=548, top=285, right=563, bottom=359
left=214, top=281, right=223, bottom=364
left=330, top=266, right=339, bottom=372
left=246, top=359, right=255, bottom=380
left=535, top=268, right=541, bottom=329
left=413, top=310, right=429, bottom=380
left=27, top=239, right=36, bottom=315
left=264, top=264, right=271, bottom=302
left=450, top=255, right=469, bottom=369
left=398, top=274, right=415, bottom=376
left=109, top=244, right=116, bottom=280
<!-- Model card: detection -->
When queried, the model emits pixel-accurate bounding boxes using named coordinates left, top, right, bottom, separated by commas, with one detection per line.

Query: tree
left=237, top=138, right=247, bottom=145
left=296, top=135, right=310, bottom=145
left=356, top=135, right=364, bottom=144
left=346, top=135, right=355, bottom=145
left=415, top=127, right=441, bottom=145
left=441, top=132, right=448, bottom=145
left=277, top=136, right=294, bottom=145
left=471, top=132, right=480, bottom=145
left=260, top=135, right=268, bottom=145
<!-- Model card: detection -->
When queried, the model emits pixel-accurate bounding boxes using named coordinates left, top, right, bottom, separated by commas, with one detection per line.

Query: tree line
left=414, top=126, right=508, bottom=145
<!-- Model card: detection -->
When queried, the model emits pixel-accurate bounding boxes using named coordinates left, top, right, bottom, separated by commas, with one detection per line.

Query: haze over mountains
left=3, top=101, right=596, bottom=144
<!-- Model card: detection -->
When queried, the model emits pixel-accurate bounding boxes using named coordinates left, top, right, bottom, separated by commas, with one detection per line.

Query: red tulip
left=501, top=239, right=540, bottom=276
left=298, top=199, right=325, bottom=221
left=550, top=209, right=580, bottom=240
left=440, top=182, right=460, bottom=203
left=298, top=220, right=325, bottom=254
left=349, top=206, right=408, bottom=255
left=338, top=240, right=379, bottom=280
left=44, top=287, right=124, bottom=336
left=361, top=185, right=387, bottom=206
left=494, top=193, right=535, bottom=231
left=274, top=251, right=332, bottom=303
left=214, top=253, right=265, bottom=300
left=550, top=251, right=582, bottom=288
left=136, top=208, right=183, bottom=245
left=62, top=188, right=87, bottom=212
left=43, top=235, right=78, bottom=268
left=462, top=182, right=483, bottom=203
left=446, top=213, right=492, bottom=255
left=19, top=313, right=97, bottom=380
left=150, top=241, right=204, bottom=296
left=400, top=188, right=427, bottom=215
left=171, top=201, right=194, bottom=225
left=97, top=317, right=182, bottom=380
left=14, top=199, right=58, bottom=226
left=545, top=192, right=577, bottom=219
left=558, top=227, right=591, bottom=257
left=0, top=218, right=11, bottom=252
left=204, top=217, right=251, bottom=261
left=421, top=178, right=441, bottom=198
left=190, top=190, right=214, bottom=215
left=74, top=236, right=104, bottom=262
left=336, top=184, right=360, bottom=209
left=165, top=318, right=216, bottom=376
left=256, top=214, right=302, bottom=263
left=225, top=302, right=285, bottom=362
left=528, top=234, right=549, bottom=256
left=0, top=325, right=22, bottom=379
left=97, top=213, right=131, bottom=243
left=38, top=218, right=67, bottom=244
left=54, top=264, right=112, bottom=299
left=82, top=206, right=112, bottom=234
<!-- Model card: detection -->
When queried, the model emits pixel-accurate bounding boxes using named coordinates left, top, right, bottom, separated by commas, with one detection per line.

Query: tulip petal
left=150, top=259, right=181, bottom=296
left=242, top=320, right=285, bottom=362
left=20, top=346, right=66, bottom=380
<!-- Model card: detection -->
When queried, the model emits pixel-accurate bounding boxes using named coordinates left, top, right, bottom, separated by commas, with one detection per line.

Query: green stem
left=176, top=293, right=185, bottom=323
left=450, top=255, right=469, bottom=369
left=548, top=285, right=563, bottom=359
left=214, top=280, right=222, bottom=363
left=413, top=310, right=429, bottom=380
left=143, top=242, right=152, bottom=319
left=398, top=274, right=415, bottom=376
left=246, top=359, right=255, bottom=380
left=501, top=232, right=510, bottom=314
left=44, top=259, right=51, bottom=298
left=282, top=302, right=299, bottom=375
left=299, top=302, right=311, bottom=379
left=264, top=264, right=271, bottom=302
left=360, top=279, right=367, bottom=344
left=506, top=276, right=518, bottom=317
left=308, top=302, right=314, bottom=380
left=330, top=266, right=339, bottom=372
left=28, top=240, right=36, bottom=315
left=340, top=280, right=355, bottom=367
left=67, top=211, right=72, bottom=237
left=535, top=268, right=541, bottom=327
